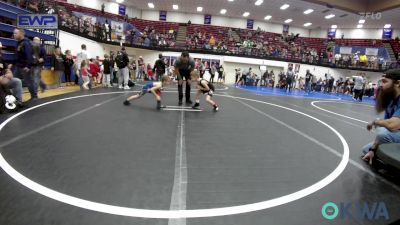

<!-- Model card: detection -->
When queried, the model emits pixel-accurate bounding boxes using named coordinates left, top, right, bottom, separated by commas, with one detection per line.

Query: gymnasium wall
left=66, top=0, right=399, bottom=39
left=310, top=28, right=400, bottom=39
left=59, top=31, right=106, bottom=57
left=59, top=30, right=384, bottom=85
left=140, top=10, right=311, bottom=37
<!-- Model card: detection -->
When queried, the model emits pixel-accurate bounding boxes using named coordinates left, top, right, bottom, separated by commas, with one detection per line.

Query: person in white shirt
left=235, top=68, right=241, bottom=85
left=76, top=44, right=90, bottom=88
left=334, top=54, right=341, bottom=64
left=353, top=75, right=365, bottom=102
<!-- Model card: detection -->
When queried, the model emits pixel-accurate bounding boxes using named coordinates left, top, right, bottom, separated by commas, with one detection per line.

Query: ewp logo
left=17, top=14, right=58, bottom=29
left=322, top=202, right=389, bottom=221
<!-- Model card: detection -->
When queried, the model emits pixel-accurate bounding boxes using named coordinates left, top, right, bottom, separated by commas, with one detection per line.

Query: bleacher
left=389, top=39, right=400, bottom=59
left=334, top=38, right=384, bottom=47
left=45, top=0, right=399, bottom=60
left=334, top=45, right=390, bottom=59
left=4, top=0, right=396, bottom=70
left=47, top=0, right=126, bottom=23
left=130, top=18, right=178, bottom=34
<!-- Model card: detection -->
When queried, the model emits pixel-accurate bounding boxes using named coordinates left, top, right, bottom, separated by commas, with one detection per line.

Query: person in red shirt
left=147, top=64, right=154, bottom=81
left=89, top=58, right=100, bottom=85
left=80, top=60, right=91, bottom=90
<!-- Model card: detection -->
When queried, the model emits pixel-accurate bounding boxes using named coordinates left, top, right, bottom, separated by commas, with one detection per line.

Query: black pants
left=65, top=69, right=72, bottom=83
left=238, top=75, right=246, bottom=84
left=354, top=89, right=363, bottom=101
left=286, top=80, right=293, bottom=91
left=156, top=71, right=164, bottom=81
left=210, top=74, right=215, bottom=83
left=177, top=69, right=191, bottom=101
left=235, top=74, right=239, bottom=83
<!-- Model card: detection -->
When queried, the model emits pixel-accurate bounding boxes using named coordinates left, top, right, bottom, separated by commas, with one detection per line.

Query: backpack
left=115, top=52, right=126, bottom=68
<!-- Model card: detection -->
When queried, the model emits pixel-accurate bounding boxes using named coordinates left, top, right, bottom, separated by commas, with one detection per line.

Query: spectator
left=210, top=62, right=217, bottom=84
left=95, top=22, right=104, bottom=40
left=0, top=71, right=12, bottom=113
left=89, top=58, right=100, bottom=85
left=109, top=51, right=115, bottom=84
left=209, top=36, right=216, bottom=47
left=76, top=44, right=90, bottom=87
left=217, top=65, right=224, bottom=84
left=102, top=54, right=112, bottom=87
left=13, top=28, right=35, bottom=99
left=1, top=46, right=23, bottom=109
left=129, top=60, right=136, bottom=81
left=105, top=20, right=111, bottom=41
left=31, top=37, right=47, bottom=93
left=80, top=60, right=91, bottom=90
left=27, top=1, right=39, bottom=13
left=304, top=69, right=313, bottom=93
left=260, top=70, right=268, bottom=87
left=137, top=56, right=145, bottom=80
left=353, top=75, right=365, bottom=102
left=362, top=69, right=400, bottom=165
left=101, top=3, right=105, bottom=14
left=237, top=68, right=248, bottom=86
left=286, top=67, right=294, bottom=93
left=63, top=50, right=74, bottom=86
left=153, top=53, right=166, bottom=81
left=254, top=73, right=260, bottom=86
left=141, top=36, right=149, bottom=47
left=147, top=64, right=154, bottom=81
left=115, top=47, right=130, bottom=89
left=51, top=47, right=65, bottom=88
left=235, top=68, right=241, bottom=84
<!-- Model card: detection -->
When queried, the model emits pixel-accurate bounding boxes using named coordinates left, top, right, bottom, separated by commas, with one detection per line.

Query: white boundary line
left=311, top=101, right=369, bottom=124
left=0, top=91, right=349, bottom=219
left=235, top=87, right=342, bottom=101
left=168, top=111, right=187, bottom=225
left=162, top=108, right=202, bottom=112
left=166, top=106, right=193, bottom=109
left=327, top=101, right=375, bottom=108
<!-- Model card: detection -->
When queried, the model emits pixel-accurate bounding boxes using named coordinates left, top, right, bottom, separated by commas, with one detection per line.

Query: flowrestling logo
left=322, top=202, right=389, bottom=221
left=17, top=14, right=58, bottom=29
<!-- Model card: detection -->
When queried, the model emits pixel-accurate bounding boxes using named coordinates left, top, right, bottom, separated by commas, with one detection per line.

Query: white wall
left=66, top=0, right=141, bottom=18
left=311, top=28, right=400, bottom=39
left=59, top=31, right=106, bottom=57
left=394, top=30, right=400, bottom=39
left=221, top=56, right=383, bottom=84
left=59, top=26, right=384, bottom=84
left=309, top=29, right=329, bottom=39
left=67, top=0, right=399, bottom=40
left=141, top=10, right=310, bottom=37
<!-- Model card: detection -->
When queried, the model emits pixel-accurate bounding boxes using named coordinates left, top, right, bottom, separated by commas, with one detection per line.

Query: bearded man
left=362, top=69, right=400, bottom=165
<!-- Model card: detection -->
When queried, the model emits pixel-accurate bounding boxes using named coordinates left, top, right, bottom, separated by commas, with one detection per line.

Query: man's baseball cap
left=384, top=69, right=400, bottom=80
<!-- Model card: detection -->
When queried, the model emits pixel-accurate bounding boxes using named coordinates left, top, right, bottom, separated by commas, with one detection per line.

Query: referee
left=174, top=51, right=195, bottom=105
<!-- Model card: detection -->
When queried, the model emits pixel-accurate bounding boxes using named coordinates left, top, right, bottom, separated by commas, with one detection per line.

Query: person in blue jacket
left=13, top=28, right=35, bottom=100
